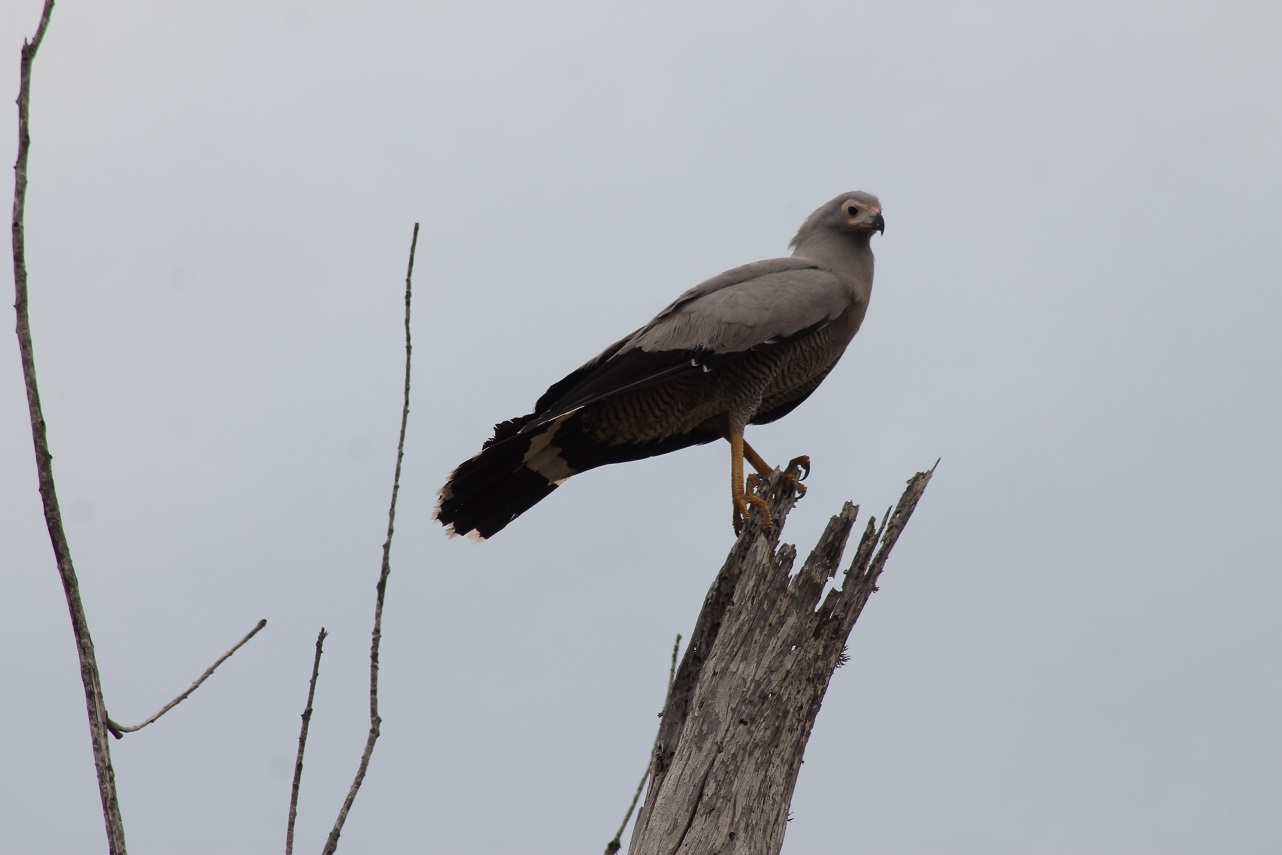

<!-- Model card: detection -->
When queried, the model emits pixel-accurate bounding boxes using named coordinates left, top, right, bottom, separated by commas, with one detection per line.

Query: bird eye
left=846, top=205, right=858, bottom=216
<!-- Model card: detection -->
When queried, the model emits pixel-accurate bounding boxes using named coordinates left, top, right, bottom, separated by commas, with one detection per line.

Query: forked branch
left=11, top=2, right=127, bottom=852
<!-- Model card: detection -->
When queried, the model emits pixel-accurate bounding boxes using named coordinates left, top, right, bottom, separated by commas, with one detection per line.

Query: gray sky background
left=3, top=2, right=1280, bottom=853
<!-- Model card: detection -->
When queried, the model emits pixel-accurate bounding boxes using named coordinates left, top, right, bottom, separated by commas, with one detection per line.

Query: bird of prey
left=435, top=191, right=884, bottom=540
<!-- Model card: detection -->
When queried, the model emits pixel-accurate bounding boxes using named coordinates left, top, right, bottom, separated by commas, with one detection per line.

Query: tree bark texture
left=629, top=465, right=933, bottom=855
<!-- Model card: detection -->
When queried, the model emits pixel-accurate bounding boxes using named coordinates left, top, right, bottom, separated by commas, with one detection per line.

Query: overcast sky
left=3, top=2, right=1280, bottom=853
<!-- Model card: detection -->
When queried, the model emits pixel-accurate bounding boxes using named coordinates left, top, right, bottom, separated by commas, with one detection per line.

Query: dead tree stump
left=628, top=465, right=934, bottom=855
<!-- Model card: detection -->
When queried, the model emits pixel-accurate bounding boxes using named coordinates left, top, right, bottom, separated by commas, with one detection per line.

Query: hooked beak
left=871, top=212, right=885, bottom=234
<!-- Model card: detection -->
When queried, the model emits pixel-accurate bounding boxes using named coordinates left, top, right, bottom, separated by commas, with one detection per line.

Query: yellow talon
left=784, top=454, right=811, bottom=495
left=734, top=492, right=773, bottom=534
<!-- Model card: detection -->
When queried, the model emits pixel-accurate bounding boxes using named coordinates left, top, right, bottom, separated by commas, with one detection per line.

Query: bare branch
left=604, top=633, right=684, bottom=855
left=321, top=222, right=419, bottom=854
left=285, top=628, right=327, bottom=855
left=105, top=619, right=268, bottom=737
left=11, top=2, right=129, bottom=853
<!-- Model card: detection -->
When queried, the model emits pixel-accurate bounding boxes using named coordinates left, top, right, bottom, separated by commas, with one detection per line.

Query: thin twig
left=105, top=619, right=268, bottom=737
left=12, top=3, right=128, bottom=853
left=321, top=222, right=418, bottom=855
left=285, top=628, right=327, bottom=855
left=604, top=633, right=683, bottom=855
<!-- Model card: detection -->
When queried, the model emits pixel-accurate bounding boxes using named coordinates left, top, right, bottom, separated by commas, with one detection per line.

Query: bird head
left=790, top=191, right=884, bottom=251
left=840, top=192, right=885, bottom=235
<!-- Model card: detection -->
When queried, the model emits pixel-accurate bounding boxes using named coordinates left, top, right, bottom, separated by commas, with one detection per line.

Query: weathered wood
left=628, top=465, right=934, bottom=855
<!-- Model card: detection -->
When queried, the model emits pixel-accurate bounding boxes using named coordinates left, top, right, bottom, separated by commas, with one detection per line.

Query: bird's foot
left=733, top=491, right=773, bottom=535
left=783, top=455, right=811, bottom=495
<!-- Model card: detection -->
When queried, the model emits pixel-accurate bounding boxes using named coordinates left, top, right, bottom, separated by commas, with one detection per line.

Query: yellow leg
left=740, top=439, right=774, bottom=478
left=730, top=430, right=773, bottom=534
left=740, top=441, right=810, bottom=496
left=718, top=421, right=809, bottom=498
left=713, top=416, right=775, bottom=477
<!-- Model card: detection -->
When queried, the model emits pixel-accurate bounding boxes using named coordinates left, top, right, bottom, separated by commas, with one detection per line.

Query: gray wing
left=624, top=259, right=852, bottom=355
left=522, top=257, right=856, bottom=430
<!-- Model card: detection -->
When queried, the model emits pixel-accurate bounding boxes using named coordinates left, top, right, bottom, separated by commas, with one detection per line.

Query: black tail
left=434, top=412, right=562, bottom=540
left=434, top=446, right=558, bottom=541
left=435, top=410, right=720, bottom=540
